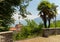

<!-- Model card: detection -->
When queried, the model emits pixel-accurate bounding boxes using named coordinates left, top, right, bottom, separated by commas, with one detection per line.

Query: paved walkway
left=15, top=35, right=60, bottom=42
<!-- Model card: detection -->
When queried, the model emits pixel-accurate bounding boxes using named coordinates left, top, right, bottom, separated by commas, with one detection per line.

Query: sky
left=27, top=0, right=60, bottom=15
left=13, top=0, right=60, bottom=20
left=12, top=0, right=60, bottom=27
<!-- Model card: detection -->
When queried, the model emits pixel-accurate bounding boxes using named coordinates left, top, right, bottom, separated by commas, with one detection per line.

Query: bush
left=14, top=20, right=43, bottom=40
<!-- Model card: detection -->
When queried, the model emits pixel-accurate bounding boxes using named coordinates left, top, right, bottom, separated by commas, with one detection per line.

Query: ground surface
left=15, top=35, right=60, bottom=42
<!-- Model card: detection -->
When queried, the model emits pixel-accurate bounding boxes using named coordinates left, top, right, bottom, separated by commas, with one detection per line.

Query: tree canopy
left=0, top=0, right=32, bottom=29
left=0, top=0, right=21, bottom=27
left=19, top=0, right=32, bottom=18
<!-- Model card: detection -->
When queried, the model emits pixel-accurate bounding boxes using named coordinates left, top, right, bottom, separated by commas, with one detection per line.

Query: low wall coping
left=42, top=28, right=60, bottom=30
left=0, top=31, right=13, bottom=34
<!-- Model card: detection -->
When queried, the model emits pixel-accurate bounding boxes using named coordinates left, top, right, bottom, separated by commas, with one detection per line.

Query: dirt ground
left=15, top=35, right=60, bottom=42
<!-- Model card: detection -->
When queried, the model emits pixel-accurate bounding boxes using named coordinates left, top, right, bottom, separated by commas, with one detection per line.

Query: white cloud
left=12, top=11, right=39, bottom=20
left=56, top=8, right=60, bottom=20
left=57, top=7, right=60, bottom=14
left=12, top=13, right=19, bottom=20
left=12, top=11, right=23, bottom=20
left=57, top=9, right=60, bottom=14
left=25, top=15, right=39, bottom=20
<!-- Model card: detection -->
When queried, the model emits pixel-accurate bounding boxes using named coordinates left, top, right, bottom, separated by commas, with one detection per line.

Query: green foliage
left=0, top=0, right=32, bottom=31
left=50, top=20, right=60, bottom=28
left=37, top=1, right=57, bottom=18
left=19, top=0, right=32, bottom=18
left=0, top=0, right=21, bottom=29
left=25, top=20, right=38, bottom=28
left=0, top=20, right=10, bottom=32
left=14, top=20, right=43, bottom=40
left=0, top=0, right=32, bottom=28
left=38, top=1, right=51, bottom=10
left=0, top=26, right=10, bottom=32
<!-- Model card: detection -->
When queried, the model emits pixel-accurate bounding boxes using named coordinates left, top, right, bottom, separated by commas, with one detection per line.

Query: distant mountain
left=34, top=14, right=60, bottom=24
left=34, top=17, right=43, bottom=24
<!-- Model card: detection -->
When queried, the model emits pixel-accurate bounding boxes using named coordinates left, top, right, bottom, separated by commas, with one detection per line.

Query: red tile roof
left=9, top=27, right=16, bottom=31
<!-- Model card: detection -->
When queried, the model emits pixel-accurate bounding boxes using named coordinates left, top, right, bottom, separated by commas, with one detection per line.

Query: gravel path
left=15, top=35, right=60, bottom=42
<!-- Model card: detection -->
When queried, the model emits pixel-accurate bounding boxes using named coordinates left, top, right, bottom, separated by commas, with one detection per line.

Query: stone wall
left=0, top=31, right=13, bottom=42
left=42, top=28, right=60, bottom=37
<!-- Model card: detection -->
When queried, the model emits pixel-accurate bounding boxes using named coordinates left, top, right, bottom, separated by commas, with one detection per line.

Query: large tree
left=0, top=0, right=21, bottom=28
left=0, top=0, right=32, bottom=31
left=37, top=1, right=57, bottom=28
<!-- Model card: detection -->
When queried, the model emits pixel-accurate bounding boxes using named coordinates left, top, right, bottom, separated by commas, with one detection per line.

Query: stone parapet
left=0, top=31, right=13, bottom=42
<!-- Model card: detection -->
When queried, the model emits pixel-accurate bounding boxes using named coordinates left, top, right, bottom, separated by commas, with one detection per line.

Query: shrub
left=14, top=20, right=43, bottom=40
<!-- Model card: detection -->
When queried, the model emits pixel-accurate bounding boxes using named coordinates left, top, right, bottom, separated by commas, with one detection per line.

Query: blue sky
left=27, top=0, right=41, bottom=15
left=27, top=0, right=60, bottom=19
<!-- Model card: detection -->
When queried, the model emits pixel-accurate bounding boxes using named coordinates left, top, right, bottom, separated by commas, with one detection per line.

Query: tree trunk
left=44, top=20, right=47, bottom=28
left=48, top=19, right=50, bottom=28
